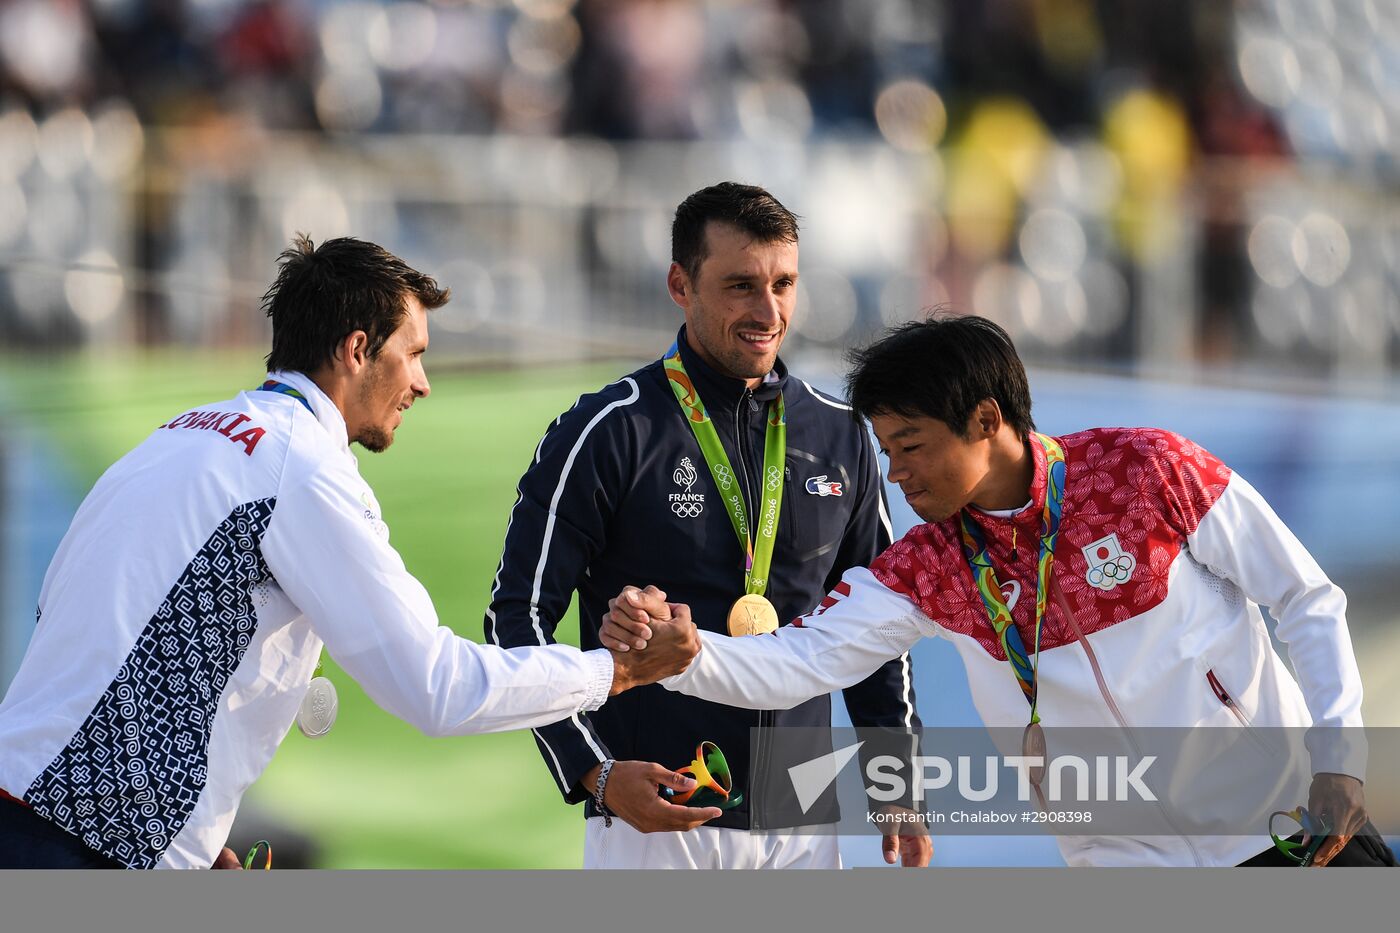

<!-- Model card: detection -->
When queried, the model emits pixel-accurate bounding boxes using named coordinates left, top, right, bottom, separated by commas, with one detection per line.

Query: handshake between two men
left=587, top=586, right=730, bottom=835
left=600, top=585, right=933, bottom=867
left=604, top=586, right=699, bottom=696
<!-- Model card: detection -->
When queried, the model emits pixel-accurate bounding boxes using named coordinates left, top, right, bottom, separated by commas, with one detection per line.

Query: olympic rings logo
left=672, top=501, right=704, bottom=519
left=766, top=466, right=782, bottom=491
left=1086, top=555, right=1136, bottom=590
left=715, top=465, right=734, bottom=490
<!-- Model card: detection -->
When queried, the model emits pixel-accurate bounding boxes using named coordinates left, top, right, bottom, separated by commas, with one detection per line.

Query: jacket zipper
left=784, top=465, right=796, bottom=543
left=752, top=708, right=772, bottom=829
left=733, top=389, right=759, bottom=521
left=1205, top=668, right=1275, bottom=758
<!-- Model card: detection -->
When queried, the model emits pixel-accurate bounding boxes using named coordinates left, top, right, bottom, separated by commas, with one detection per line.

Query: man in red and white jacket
left=605, top=315, right=1393, bottom=867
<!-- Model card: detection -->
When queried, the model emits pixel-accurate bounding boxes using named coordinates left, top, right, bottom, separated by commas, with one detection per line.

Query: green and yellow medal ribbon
left=662, top=343, right=785, bottom=596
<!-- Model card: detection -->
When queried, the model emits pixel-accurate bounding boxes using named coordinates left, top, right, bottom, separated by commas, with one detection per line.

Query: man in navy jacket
left=485, top=183, right=924, bottom=868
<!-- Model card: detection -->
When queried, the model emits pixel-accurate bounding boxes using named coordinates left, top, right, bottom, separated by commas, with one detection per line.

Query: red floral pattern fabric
left=869, top=428, right=1232, bottom=660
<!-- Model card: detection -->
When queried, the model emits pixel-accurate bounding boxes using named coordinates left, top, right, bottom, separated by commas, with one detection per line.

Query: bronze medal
left=727, top=594, right=780, bottom=637
left=1022, top=721, right=1047, bottom=787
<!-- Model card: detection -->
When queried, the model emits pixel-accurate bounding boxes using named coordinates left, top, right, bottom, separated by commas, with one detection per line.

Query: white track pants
left=583, top=818, right=841, bottom=869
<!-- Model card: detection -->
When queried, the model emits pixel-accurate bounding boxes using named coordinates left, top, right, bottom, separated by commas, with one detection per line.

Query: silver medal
left=296, top=676, right=338, bottom=738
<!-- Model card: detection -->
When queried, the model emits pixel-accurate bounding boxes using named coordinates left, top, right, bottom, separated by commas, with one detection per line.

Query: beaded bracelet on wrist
left=594, top=758, right=616, bottom=828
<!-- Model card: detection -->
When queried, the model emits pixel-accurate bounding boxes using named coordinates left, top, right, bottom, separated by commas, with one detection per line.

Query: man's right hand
left=607, top=587, right=699, bottom=694
left=579, top=761, right=723, bottom=833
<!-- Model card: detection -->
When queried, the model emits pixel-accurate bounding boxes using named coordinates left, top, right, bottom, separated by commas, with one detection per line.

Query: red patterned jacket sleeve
left=1136, top=430, right=1233, bottom=537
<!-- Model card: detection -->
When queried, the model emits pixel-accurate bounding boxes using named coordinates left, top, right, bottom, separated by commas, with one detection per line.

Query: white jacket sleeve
left=1187, top=472, right=1365, bottom=776
left=261, top=456, right=614, bottom=737
left=662, top=567, right=929, bottom=710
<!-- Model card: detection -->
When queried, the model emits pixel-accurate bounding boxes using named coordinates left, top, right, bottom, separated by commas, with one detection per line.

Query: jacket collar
left=1024, top=432, right=1050, bottom=520
left=673, top=325, right=788, bottom=412
left=265, top=369, right=351, bottom=454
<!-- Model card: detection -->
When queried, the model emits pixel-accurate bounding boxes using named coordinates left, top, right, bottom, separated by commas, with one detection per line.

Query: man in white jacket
left=604, top=315, right=1394, bottom=867
left=0, top=235, right=708, bottom=870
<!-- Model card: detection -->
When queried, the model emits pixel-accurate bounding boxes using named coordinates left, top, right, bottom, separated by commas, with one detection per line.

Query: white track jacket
left=663, top=428, right=1365, bottom=866
left=0, top=371, right=614, bottom=868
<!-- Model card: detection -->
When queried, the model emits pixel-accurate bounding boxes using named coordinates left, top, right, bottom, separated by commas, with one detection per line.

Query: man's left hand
left=876, top=805, right=931, bottom=867
left=1307, top=772, right=1366, bottom=867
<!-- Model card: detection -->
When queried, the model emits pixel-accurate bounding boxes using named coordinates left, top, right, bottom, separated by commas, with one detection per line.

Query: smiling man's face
left=670, top=221, right=798, bottom=387
left=349, top=294, right=431, bottom=453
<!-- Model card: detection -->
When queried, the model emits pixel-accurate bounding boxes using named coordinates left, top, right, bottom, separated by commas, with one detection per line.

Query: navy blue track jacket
left=485, top=328, right=919, bottom=829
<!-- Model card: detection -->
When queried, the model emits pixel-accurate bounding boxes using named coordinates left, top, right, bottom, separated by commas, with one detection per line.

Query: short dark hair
left=671, top=182, right=799, bottom=282
left=262, top=234, right=449, bottom=374
left=846, top=313, right=1036, bottom=437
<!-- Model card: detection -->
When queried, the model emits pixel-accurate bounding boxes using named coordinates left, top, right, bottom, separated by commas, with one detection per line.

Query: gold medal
left=727, top=594, right=780, bottom=637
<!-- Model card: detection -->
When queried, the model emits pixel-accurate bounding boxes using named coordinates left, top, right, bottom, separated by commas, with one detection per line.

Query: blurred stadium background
left=1, top=0, right=1397, bottom=867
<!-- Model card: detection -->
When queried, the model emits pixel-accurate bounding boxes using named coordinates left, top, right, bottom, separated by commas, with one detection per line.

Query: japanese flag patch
left=1081, top=533, right=1136, bottom=591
